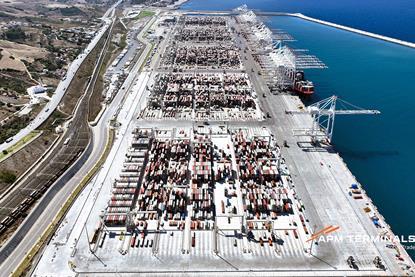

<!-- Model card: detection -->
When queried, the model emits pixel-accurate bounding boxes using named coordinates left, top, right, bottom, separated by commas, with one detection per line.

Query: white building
left=27, top=85, right=47, bottom=94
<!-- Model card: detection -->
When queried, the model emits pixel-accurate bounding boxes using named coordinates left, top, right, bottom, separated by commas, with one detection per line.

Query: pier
left=31, top=7, right=415, bottom=277
left=182, top=10, right=415, bottom=49
left=289, top=13, right=415, bottom=49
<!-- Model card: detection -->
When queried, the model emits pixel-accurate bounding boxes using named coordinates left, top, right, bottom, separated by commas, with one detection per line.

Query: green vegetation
left=41, top=58, right=58, bottom=71
left=0, top=11, right=13, bottom=18
left=60, top=27, right=108, bottom=116
left=0, top=115, right=30, bottom=144
left=41, top=110, right=66, bottom=130
left=0, top=169, right=16, bottom=184
left=134, top=10, right=155, bottom=20
left=140, top=43, right=154, bottom=72
left=119, top=33, right=127, bottom=49
left=4, top=27, right=26, bottom=41
left=32, top=53, right=64, bottom=73
left=42, top=28, right=52, bottom=36
left=12, top=129, right=115, bottom=277
left=0, top=72, right=27, bottom=94
left=59, top=7, right=84, bottom=16
left=89, top=25, right=119, bottom=121
left=46, top=44, right=58, bottom=53
left=0, top=131, right=40, bottom=160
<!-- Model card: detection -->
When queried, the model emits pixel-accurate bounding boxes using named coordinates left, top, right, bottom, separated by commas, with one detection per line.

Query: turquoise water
left=180, top=0, right=415, bottom=43
left=265, top=17, right=415, bottom=258
left=269, top=17, right=415, bottom=258
left=181, top=1, right=415, bottom=259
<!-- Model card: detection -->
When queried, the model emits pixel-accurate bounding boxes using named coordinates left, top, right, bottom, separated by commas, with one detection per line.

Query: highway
left=24, top=10, right=415, bottom=276
left=0, top=15, right=115, bottom=276
left=0, top=11, right=155, bottom=277
left=0, top=1, right=121, bottom=153
left=0, top=5, right=117, bottom=227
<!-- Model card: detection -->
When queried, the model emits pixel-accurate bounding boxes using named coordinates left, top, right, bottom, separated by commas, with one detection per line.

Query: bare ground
left=59, top=33, right=106, bottom=115
left=88, top=19, right=127, bottom=122
left=0, top=131, right=58, bottom=195
left=0, top=109, right=13, bottom=122
left=0, top=40, right=47, bottom=64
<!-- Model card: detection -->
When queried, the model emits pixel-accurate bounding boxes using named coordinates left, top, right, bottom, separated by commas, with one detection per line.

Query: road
left=25, top=10, right=415, bottom=276
left=0, top=14, right=115, bottom=276
left=0, top=7, right=116, bottom=225
left=0, top=12, right=155, bottom=277
left=107, top=20, right=145, bottom=76
left=0, top=1, right=121, bottom=153
left=230, top=17, right=412, bottom=274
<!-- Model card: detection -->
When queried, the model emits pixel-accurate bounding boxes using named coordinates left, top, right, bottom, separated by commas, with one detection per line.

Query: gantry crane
left=286, top=95, right=380, bottom=144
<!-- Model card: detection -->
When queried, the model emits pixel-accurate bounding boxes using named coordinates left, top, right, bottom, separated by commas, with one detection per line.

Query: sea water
left=181, top=0, right=415, bottom=258
left=266, top=16, right=415, bottom=259
left=180, top=0, right=415, bottom=43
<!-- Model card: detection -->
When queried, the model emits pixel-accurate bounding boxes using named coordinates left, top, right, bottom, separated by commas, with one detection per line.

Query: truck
left=63, top=137, right=71, bottom=145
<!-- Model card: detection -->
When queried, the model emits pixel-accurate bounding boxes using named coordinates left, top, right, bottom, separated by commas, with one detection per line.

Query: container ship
left=294, top=71, right=314, bottom=95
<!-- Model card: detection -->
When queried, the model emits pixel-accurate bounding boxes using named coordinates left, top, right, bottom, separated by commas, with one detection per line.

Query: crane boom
left=288, top=109, right=380, bottom=115
left=287, top=95, right=380, bottom=143
left=333, top=110, right=380, bottom=115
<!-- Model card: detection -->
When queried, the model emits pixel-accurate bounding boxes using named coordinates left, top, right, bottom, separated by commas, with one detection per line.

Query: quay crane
left=286, top=95, right=380, bottom=144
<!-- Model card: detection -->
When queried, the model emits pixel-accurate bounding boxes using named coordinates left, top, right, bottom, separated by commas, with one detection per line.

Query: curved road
left=0, top=1, right=121, bottom=153
left=0, top=12, right=154, bottom=277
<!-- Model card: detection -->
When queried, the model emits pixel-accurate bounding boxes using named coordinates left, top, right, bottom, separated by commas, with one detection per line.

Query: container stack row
left=104, top=129, right=151, bottom=226
left=190, top=135, right=215, bottom=221
left=231, top=130, right=293, bottom=221
left=135, top=139, right=191, bottom=222
left=141, top=73, right=257, bottom=120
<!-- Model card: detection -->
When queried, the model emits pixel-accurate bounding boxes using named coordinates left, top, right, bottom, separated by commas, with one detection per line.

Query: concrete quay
left=30, top=9, right=415, bottom=277
left=290, top=13, right=415, bottom=49
left=182, top=9, right=415, bottom=49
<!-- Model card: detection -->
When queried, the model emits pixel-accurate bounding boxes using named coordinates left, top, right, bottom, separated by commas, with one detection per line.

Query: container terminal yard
left=5, top=5, right=413, bottom=277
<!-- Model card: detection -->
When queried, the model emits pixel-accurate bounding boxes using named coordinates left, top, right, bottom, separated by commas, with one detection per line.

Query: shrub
left=0, top=170, right=17, bottom=184
left=5, top=27, right=26, bottom=41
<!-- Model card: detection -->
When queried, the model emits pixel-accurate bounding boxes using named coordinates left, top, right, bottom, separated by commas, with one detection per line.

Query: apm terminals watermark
left=316, top=234, right=415, bottom=244
left=404, top=244, right=415, bottom=250
left=308, top=225, right=415, bottom=248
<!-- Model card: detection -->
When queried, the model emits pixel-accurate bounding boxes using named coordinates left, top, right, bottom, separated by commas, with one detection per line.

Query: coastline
left=168, top=0, right=189, bottom=9
left=28, top=6, right=415, bottom=275
left=180, top=9, right=415, bottom=49
left=261, top=12, right=415, bottom=266
left=289, top=13, right=415, bottom=49
left=282, top=95, right=415, bottom=271
left=177, top=4, right=415, bottom=263
left=262, top=12, right=415, bottom=265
